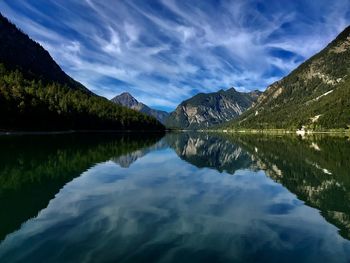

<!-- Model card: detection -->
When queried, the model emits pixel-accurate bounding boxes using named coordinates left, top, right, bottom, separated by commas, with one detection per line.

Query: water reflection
left=168, top=133, right=350, bottom=240
left=0, top=133, right=163, bottom=241
left=233, top=134, right=350, bottom=240
left=0, top=132, right=349, bottom=262
left=166, top=132, right=255, bottom=173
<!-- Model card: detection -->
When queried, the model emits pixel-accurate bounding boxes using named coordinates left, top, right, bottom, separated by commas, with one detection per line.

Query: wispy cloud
left=0, top=0, right=349, bottom=111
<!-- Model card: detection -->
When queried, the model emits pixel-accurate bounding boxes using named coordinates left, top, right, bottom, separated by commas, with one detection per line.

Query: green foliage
left=0, top=63, right=163, bottom=131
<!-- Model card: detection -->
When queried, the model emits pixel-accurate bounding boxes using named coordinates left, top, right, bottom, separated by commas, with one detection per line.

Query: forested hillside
left=225, top=25, right=350, bottom=131
left=0, top=13, right=163, bottom=131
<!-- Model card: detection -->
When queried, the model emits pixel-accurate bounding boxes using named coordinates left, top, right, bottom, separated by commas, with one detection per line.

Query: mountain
left=166, top=88, right=262, bottom=129
left=226, top=25, right=350, bottom=131
left=0, top=13, right=89, bottom=93
left=111, top=92, right=169, bottom=124
left=0, top=13, right=163, bottom=131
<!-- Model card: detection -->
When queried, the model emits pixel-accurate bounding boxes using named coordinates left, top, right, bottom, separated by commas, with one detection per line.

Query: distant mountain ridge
left=111, top=92, right=169, bottom=124
left=166, top=88, right=262, bottom=129
left=226, top=25, right=350, bottom=130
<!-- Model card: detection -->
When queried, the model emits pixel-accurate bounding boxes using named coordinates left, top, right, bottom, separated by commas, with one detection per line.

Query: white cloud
left=0, top=0, right=349, bottom=111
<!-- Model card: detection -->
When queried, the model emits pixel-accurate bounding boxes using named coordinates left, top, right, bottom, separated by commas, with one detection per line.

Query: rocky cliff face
left=111, top=92, right=140, bottom=109
left=111, top=92, right=169, bottom=124
left=166, top=88, right=261, bottom=129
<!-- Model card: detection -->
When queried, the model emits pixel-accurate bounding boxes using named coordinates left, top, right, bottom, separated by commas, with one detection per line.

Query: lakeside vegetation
left=211, top=128, right=350, bottom=135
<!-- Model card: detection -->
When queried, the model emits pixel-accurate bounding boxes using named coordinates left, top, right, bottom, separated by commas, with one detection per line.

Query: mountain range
left=165, top=88, right=261, bottom=129
left=1, top=9, right=349, bottom=132
left=111, top=92, right=169, bottom=124
left=108, top=24, right=350, bottom=131
left=165, top=24, right=349, bottom=131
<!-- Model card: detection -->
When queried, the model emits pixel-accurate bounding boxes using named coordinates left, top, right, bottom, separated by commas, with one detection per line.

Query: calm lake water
left=0, top=132, right=350, bottom=262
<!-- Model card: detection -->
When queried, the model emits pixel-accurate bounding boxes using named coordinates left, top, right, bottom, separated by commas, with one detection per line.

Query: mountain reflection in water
left=0, top=132, right=349, bottom=263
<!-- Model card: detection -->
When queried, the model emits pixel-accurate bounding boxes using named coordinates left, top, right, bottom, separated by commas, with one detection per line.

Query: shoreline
left=205, top=129, right=350, bottom=136
left=0, top=129, right=348, bottom=136
left=0, top=129, right=165, bottom=136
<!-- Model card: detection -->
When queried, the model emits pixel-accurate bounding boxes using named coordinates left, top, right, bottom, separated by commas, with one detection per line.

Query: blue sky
left=0, top=0, right=349, bottom=111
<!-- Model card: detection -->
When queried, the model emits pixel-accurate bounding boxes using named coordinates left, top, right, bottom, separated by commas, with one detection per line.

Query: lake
left=0, top=132, right=350, bottom=263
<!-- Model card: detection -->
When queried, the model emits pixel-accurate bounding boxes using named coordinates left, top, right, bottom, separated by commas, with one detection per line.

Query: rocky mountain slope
left=0, top=13, right=163, bottom=131
left=166, top=88, right=261, bottom=129
left=226, top=25, right=350, bottom=130
left=111, top=92, right=169, bottom=124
